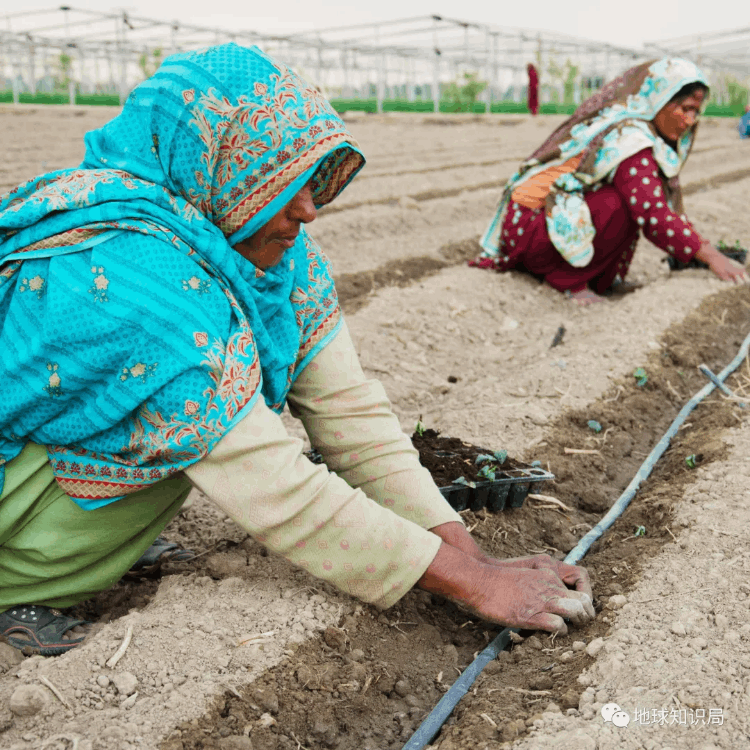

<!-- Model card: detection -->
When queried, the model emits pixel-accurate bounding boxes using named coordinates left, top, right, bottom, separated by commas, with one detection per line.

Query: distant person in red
left=527, top=63, right=539, bottom=116
left=472, top=58, right=749, bottom=306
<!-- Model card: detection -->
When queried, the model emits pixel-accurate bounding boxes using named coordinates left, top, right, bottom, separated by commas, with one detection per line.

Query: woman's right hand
left=417, top=542, right=595, bottom=634
left=696, top=242, right=750, bottom=284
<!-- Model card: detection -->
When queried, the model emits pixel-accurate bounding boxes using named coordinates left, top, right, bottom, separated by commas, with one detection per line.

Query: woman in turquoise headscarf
left=0, top=44, right=594, bottom=653
left=472, top=58, right=749, bottom=305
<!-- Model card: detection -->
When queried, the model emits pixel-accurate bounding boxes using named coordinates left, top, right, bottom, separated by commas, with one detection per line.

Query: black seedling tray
left=438, top=466, right=555, bottom=512
left=304, top=450, right=554, bottom=513
left=666, top=246, right=747, bottom=271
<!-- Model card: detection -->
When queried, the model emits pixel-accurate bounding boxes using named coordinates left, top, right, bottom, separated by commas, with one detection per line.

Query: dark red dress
left=485, top=148, right=703, bottom=294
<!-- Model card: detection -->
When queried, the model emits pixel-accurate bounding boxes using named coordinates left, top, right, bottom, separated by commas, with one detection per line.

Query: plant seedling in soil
left=634, top=525, right=646, bottom=537
left=717, top=239, right=746, bottom=253
left=472, top=450, right=509, bottom=482
left=415, top=416, right=426, bottom=437
left=587, top=420, right=602, bottom=433
left=685, top=454, right=697, bottom=469
left=477, top=464, right=496, bottom=481
left=633, top=367, right=648, bottom=387
left=454, top=476, right=477, bottom=489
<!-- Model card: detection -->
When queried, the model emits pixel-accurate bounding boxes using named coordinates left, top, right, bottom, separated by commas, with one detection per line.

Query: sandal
left=0, top=605, right=91, bottom=656
left=129, top=536, right=196, bottom=572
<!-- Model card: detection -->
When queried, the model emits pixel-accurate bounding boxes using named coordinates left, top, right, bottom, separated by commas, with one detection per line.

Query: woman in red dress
left=474, top=58, right=749, bottom=305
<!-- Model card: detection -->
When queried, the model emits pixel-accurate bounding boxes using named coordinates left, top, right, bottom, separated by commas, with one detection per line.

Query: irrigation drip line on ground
left=402, top=328, right=750, bottom=750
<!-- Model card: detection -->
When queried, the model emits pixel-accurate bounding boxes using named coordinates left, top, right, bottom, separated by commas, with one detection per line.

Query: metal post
left=316, top=45, right=324, bottom=94
left=484, top=28, right=491, bottom=113
left=432, top=17, right=441, bottom=113
left=28, top=42, right=37, bottom=97
left=376, top=52, right=385, bottom=114
left=341, top=48, right=349, bottom=98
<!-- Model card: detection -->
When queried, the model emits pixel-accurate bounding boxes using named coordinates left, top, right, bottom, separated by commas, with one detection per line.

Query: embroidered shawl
left=0, top=43, right=365, bottom=508
left=480, top=58, right=708, bottom=267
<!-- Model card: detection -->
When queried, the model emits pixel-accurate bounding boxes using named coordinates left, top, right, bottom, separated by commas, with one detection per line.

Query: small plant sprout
left=454, top=476, right=477, bottom=489
left=415, top=416, right=426, bottom=437
left=634, top=525, right=646, bottom=537
left=717, top=239, right=744, bottom=252
left=587, top=420, right=602, bottom=433
left=633, top=367, right=648, bottom=387
left=685, top=454, right=697, bottom=469
left=475, top=453, right=495, bottom=465
left=457, top=448, right=507, bottom=486
left=478, top=464, right=496, bottom=481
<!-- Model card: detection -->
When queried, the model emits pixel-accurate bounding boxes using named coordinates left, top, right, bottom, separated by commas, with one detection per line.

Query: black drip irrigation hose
left=403, top=330, right=750, bottom=750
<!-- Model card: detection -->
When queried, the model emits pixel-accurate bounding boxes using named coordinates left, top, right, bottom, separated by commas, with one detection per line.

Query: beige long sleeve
left=185, top=322, right=460, bottom=609
left=287, top=320, right=462, bottom=531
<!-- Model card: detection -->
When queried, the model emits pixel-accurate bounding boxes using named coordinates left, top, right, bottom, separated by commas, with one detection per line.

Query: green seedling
left=717, top=239, right=744, bottom=252
left=475, top=453, right=496, bottom=465
left=685, top=454, right=697, bottom=469
left=478, top=464, right=496, bottom=481
left=493, top=450, right=508, bottom=464
left=633, top=367, right=648, bottom=387
left=415, top=417, right=426, bottom=437
left=454, top=476, right=477, bottom=489
left=634, top=525, right=646, bottom=537
left=587, top=420, right=602, bottom=433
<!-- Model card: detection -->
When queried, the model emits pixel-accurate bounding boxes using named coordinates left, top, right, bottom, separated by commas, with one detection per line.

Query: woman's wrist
left=694, top=239, right=718, bottom=263
left=429, top=521, right=490, bottom=562
left=416, top=541, right=490, bottom=608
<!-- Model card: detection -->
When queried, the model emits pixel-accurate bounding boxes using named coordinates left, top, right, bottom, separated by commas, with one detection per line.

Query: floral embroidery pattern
left=120, top=362, right=158, bottom=384
left=19, top=274, right=45, bottom=299
left=180, top=59, right=362, bottom=234
left=44, top=362, right=62, bottom=397
left=182, top=275, right=212, bottom=294
left=89, top=266, right=110, bottom=302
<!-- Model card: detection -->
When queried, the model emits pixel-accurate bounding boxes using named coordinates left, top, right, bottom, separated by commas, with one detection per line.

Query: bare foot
left=567, top=288, right=605, bottom=307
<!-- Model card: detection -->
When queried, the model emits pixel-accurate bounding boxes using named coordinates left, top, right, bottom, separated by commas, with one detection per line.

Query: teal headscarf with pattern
left=480, top=58, right=708, bottom=267
left=0, top=43, right=364, bottom=508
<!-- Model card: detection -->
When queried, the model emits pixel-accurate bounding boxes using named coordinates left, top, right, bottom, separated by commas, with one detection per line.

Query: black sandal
left=0, top=605, right=90, bottom=656
left=129, top=536, right=196, bottom=572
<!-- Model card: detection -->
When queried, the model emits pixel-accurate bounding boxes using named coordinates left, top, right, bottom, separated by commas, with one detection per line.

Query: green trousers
left=0, top=443, right=191, bottom=611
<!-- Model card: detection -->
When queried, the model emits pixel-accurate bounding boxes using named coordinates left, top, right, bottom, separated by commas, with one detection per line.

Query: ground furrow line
left=323, top=163, right=750, bottom=219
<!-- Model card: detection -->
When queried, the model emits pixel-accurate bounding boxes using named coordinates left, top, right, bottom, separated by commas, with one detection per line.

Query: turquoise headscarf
left=0, top=43, right=365, bottom=509
left=480, top=58, right=708, bottom=267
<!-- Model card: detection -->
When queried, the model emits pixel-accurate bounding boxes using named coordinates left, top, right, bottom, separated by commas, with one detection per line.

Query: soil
left=2, top=106, right=750, bottom=750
